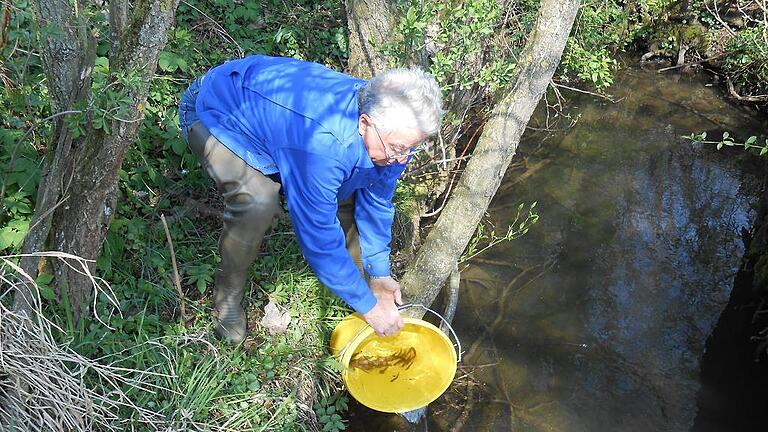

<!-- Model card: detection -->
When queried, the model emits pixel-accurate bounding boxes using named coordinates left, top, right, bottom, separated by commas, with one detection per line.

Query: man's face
left=358, top=114, right=428, bottom=166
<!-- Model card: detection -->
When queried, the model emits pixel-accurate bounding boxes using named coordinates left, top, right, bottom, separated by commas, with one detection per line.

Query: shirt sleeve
left=272, top=147, right=377, bottom=314
left=354, top=163, right=407, bottom=277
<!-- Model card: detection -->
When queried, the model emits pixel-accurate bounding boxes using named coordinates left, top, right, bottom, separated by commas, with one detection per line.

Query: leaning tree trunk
left=345, top=0, right=397, bottom=79
left=16, top=0, right=180, bottom=319
left=400, top=0, right=581, bottom=310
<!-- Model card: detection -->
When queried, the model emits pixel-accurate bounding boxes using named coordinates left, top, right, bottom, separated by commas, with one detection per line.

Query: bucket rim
left=336, top=303, right=462, bottom=365
left=336, top=317, right=459, bottom=413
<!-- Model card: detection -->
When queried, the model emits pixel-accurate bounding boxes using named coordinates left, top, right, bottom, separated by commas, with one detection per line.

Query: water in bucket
left=331, top=305, right=461, bottom=414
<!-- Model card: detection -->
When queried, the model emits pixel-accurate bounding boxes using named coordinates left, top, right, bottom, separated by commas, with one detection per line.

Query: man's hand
left=362, top=276, right=404, bottom=337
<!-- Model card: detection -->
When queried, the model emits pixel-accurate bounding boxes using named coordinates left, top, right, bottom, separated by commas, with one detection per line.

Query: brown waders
left=187, top=121, right=363, bottom=343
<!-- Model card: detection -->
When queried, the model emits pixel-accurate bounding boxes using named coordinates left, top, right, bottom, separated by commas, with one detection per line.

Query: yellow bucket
left=330, top=304, right=461, bottom=413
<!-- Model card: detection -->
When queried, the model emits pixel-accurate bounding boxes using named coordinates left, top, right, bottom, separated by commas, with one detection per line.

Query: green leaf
left=38, top=285, right=56, bottom=301
left=722, top=131, right=730, bottom=140
left=36, top=272, right=54, bottom=286
left=760, top=147, right=768, bottom=156
left=158, top=51, right=178, bottom=72
left=717, top=142, right=723, bottom=150
left=746, top=136, right=757, bottom=145
left=176, top=57, right=189, bottom=73
left=171, top=138, right=187, bottom=156
left=0, top=218, right=30, bottom=250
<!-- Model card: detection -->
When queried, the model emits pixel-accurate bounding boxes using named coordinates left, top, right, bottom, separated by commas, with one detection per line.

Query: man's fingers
left=394, top=288, right=403, bottom=305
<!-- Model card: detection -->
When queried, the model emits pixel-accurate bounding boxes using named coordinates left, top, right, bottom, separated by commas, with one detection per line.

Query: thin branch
left=180, top=0, right=244, bottom=57
left=656, top=52, right=727, bottom=73
left=0, top=110, right=82, bottom=203
left=160, top=214, right=188, bottom=322
left=727, top=76, right=768, bottom=102
left=551, top=81, right=618, bottom=103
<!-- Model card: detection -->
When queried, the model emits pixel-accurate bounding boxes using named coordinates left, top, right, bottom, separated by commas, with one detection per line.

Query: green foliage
left=0, top=1, right=48, bottom=254
left=560, top=1, right=630, bottom=90
left=314, top=392, right=349, bottom=432
left=686, top=131, right=768, bottom=156
left=1, top=1, right=354, bottom=429
left=387, top=0, right=525, bottom=95
left=62, top=58, right=145, bottom=138
left=722, top=26, right=768, bottom=99
left=562, top=41, right=617, bottom=90
left=461, top=202, right=539, bottom=265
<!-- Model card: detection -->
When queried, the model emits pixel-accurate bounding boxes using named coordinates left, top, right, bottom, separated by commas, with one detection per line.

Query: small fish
left=349, top=347, right=417, bottom=373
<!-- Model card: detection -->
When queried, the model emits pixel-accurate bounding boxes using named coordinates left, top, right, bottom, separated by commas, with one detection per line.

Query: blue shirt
left=194, top=55, right=405, bottom=314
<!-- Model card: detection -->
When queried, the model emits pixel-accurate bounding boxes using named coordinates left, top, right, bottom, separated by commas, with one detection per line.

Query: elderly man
left=179, top=55, right=442, bottom=343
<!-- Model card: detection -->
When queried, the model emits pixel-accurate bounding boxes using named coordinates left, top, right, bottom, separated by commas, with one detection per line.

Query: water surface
left=438, top=67, right=765, bottom=431
left=348, top=67, right=766, bottom=431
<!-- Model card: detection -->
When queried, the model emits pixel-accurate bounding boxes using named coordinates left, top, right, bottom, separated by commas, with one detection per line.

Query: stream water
left=348, top=67, right=767, bottom=431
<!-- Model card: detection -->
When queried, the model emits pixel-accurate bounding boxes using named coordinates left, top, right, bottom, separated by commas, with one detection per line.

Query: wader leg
left=337, top=197, right=364, bottom=275
left=187, top=121, right=281, bottom=343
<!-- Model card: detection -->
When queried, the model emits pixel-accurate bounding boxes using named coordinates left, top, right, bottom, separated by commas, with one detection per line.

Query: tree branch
left=400, top=0, right=580, bottom=312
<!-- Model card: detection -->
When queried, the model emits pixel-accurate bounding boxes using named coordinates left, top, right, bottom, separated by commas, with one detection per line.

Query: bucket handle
left=337, top=303, right=462, bottom=364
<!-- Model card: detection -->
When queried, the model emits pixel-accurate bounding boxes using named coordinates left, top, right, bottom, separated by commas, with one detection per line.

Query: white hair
left=358, top=67, right=443, bottom=135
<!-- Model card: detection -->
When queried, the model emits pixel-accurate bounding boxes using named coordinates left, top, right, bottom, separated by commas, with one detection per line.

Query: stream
left=349, top=66, right=767, bottom=431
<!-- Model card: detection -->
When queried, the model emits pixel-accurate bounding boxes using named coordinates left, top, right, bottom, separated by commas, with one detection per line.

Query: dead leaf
left=260, top=300, right=291, bottom=334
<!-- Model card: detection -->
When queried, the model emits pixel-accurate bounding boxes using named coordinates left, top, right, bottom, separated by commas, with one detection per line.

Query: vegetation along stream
left=351, top=66, right=768, bottom=431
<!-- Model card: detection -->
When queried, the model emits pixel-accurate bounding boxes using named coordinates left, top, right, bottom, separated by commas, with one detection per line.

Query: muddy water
left=435, top=68, right=765, bottom=431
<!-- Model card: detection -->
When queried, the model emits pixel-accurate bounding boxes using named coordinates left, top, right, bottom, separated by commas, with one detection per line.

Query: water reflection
left=443, top=68, right=763, bottom=431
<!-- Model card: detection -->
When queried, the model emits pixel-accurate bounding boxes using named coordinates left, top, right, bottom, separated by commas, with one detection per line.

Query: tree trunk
left=17, top=0, right=180, bottom=319
left=400, top=0, right=580, bottom=311
left=345, top=0, right=397, bottom=78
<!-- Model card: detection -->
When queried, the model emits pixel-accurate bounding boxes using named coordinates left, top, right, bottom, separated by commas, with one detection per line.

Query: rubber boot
left=187, top=121, right=281, bottom=343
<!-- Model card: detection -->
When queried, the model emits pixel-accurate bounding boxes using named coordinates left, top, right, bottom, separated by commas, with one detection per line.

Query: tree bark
left=345, top=0, right=397, bottom=78
left=17, top=0, right=180, bottom=319
left=400, top=0, right=580, bottom=311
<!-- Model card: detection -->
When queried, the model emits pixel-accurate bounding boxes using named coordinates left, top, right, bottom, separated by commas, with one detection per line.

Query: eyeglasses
left=372, top=123, right=428, bottom=161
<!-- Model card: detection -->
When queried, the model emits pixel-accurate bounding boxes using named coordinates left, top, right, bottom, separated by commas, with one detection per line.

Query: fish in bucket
left=330, top=304, right=462, bottom=413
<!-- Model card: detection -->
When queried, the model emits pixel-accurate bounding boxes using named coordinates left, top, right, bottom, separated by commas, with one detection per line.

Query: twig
left=450, top=380, right=476, bottom=432
left=160, top=214, right=188, bottom=322
left=727, top=77, right=768, bottom=102
left=657, top=52, right=727, bottom=73
left=706, top=0, right=737, bottom=37
left=551, top=81, right=617, bottom=103
left=180, top=0, right=244, bottom=57
left=26, top=195, right=69, bottom=233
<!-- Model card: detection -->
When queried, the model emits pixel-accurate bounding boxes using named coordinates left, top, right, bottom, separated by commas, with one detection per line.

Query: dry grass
left=0, top=252, right=174, bottom=432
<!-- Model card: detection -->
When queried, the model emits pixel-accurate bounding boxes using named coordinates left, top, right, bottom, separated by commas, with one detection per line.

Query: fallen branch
left=657, top=52, right=727, bottom=73
left=727, top=77, right=768, bottom=102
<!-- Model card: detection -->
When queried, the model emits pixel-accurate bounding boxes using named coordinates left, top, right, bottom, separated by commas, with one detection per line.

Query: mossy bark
left=17, top=0, right=180, bottom=320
